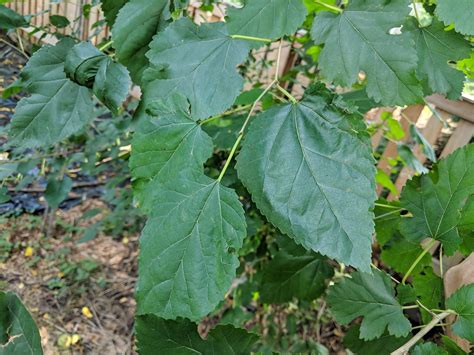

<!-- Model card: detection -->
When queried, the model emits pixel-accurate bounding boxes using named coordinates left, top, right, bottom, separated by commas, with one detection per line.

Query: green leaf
left=236, top=94, right=376, bottom=271
left=374, top=199, right=402, bottom=245
left=327, top=269, right=411, bottom=340
left=381, top=233, right=431, bottom=275
left=226, top=0, right=307, bottom=40
left=413, top=268, right=444, bottom=324
left=49, top=15, right=70, bottom=28
left=129, top=94, right=213, bottom=212
left=0, top=5, right=28, bottom=29
left=64, top=42, right=131, bottom=114
left=311, top=0, right=423, bottom=106
left=341, top=90, right=378, bottom=114
left=409, top=19, right=471, bottom=100
left=400, top=144, right=474, bottom=254
left=136, top=170, right=247, bottom=320
left=412, top=342, right=448, bottom=355
left=259, top=238, right=334, bottom=303
left=101, top=0, right=129, bottom=26
left=144, top=18, right=250, bottom=119
left=436, top=0, right=474, bottom=36
left=396, top=283, right=417, bottom=305
left=93, top=58, right=131, bottom=114
left=112, top=0, right=169, bottom=83
left=446, top=283, right=474, bottom=342
left=9, top=38, right=94, bottom=148
left=459, top=196, right=474, bottom=254
left=343, top=325, right=410, bottom=355
left=45, top=176, right=73, bottom=209
left=65, top=42, right=105, bottom=87
left=136, top=315, right=257, bottom=354
left=0, top=291, right=43, bottom=355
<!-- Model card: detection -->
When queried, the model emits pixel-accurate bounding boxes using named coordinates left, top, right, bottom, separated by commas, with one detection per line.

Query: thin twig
left=391, top=311, right=453, bottom=355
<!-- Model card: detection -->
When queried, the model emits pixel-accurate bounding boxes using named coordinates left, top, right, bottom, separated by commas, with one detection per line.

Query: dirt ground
left=1, top=200, right=138, bottom=354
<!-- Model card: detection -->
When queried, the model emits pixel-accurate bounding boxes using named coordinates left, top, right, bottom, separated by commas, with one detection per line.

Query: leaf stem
left=276, top=84, right=297, bottom=104
left=391, top=311, right=453, bottom=355
left=314, top=0, right=343, bottom=13
left=99, top=40, right=114, bottom=51
left=402, top=305, right=419, bottom=310
left=374, top=202, right=401, bottom=209
left=374, top=208, right=402, bottom=220
left=230, top=34, right=272, bottom=43
left=218, top=41, right=287, bottom=182
left=401, top=239, right=437, bottom=284
left=217, top=80, right=276, bottom=182
left=199, top=104, right=252, bottom=126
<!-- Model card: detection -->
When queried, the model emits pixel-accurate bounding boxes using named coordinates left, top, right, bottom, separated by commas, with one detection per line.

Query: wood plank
left=441, top=120, right=474, bottom=158
left=427, top=94, right=474, bottom=124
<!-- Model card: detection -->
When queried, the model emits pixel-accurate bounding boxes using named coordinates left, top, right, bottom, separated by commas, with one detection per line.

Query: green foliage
left=136, top=315, right=258, bottom=354
left=446, top=284, right=474, bottom=342
left=258, top=237, right=334, bottom=303
left=409, top=18, right=471, bottom=100
left=436, top=0, right=474, bottom=35
left=145, top=18, right=250, bottom=119
left=226, top=0, right=308, bottom=40
left=400, top=144, right=474, bottom=254
left=327, top=269, right=411, bottom=340
left=343, top=325, right=410, bottom=355
left=9, top=38, right=94, bottom=148
left=136, top=170, right=246, bottom=320
left=413, top=268, right=444, bottom=324
left=5, top=0, right=474, bottom=352
left=0, top=291, right=43, bottom=355
left=311, top=0, right=422, bottom=105
left=112, top=0, right=169, bottom=82
left=412, top=342, right=448, bottom=355
left=0, top=5, right=28, bottom=29
left=237, top=93, right=376, bottom=271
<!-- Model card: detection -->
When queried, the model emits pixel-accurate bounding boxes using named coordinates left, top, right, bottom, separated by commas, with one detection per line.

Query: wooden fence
left=6, top=0, right=474, bottom=197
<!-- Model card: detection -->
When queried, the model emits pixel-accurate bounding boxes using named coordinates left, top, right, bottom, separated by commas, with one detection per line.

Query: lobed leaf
left=446, top=283, right=474, bottom=342
left=436, top=0, right=474, bottom=36
left=311, top=0, right=423, bottom=106
left=327, top=269, right=411, bottom=340
left=400, top=144, right=474, bottom=254
left=226, top=0, right=307, bottom=40
left=343, top=325, right=410, bottom=355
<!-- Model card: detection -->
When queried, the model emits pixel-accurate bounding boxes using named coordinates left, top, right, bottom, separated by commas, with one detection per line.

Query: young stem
left=200, top=104, right=252, bottom=126
left=314, top=0, right=343, bottom=13
left=230, top=34, right=272, bottom=43
left=217, top=41, right=286, bottom=182
left=217, top=81, right=276, bottom=182
left=99, top=40, right=114, bottom=51
left=402, top=239, right=437, bottom=284
left=402, top=305, right=419, bottom=310
left=374, top=208, right=403, bottom=220
left=374, top=202, right=401, bottom=209
left=391, top=311, right=453, bottom=355
left=276, top=84, right=297, bottom=104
